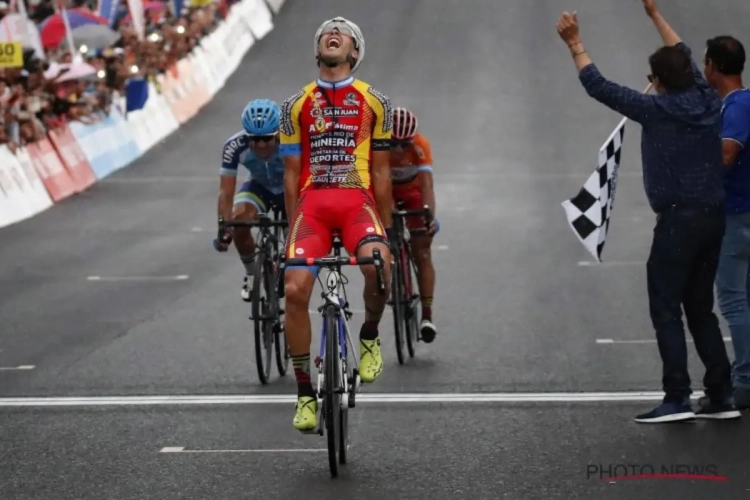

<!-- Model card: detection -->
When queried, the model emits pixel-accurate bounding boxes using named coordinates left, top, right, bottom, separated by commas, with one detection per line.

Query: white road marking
left=87, top=275, right=190, bottom=281
left=0, top=392, right=710, bottom=406
left=0, top=365, right=35, bottom=371
left=436, top=245, right=449, bottom=250
left=578, top=261, right=644, bottom=267
left=160, top=447, right=327, bottom=453
left=102, top=172, right=644, bottom=182
left=597, top=337, right=731, bottom=344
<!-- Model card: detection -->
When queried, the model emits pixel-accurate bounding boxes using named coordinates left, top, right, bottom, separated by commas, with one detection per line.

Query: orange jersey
left=279, top=76, right=392, bottom=193
left=389, top=133, right=433, bottom=191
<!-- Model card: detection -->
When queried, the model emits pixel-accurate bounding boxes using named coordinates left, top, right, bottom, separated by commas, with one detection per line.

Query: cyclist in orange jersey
left=390, top=107, right=439, bottom=343
left=279, top=16, right=394, bottom=432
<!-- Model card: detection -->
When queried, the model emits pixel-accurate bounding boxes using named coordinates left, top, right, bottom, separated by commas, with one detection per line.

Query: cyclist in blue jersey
left=214, top=99, right=286, bottom=300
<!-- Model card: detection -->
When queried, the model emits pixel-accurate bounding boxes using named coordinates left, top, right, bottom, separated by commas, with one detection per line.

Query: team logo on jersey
left=367, top=87, right=393, bottom=133
left=414, top=145, right=426, bottom=159
left=343, top=92, right=360, bottom=107
left=310, top=101, right=327, bottom=133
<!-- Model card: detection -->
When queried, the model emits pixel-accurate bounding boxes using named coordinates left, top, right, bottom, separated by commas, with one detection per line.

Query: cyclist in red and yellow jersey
left=279, top=16, right=393, bottom=432
left=390, top=107, right=440, bottom=343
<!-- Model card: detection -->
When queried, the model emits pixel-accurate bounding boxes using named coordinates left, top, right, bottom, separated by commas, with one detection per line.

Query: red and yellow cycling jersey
left=390, top=133, right=434, bottom=192
left=279, top=76, right=392, bottom=192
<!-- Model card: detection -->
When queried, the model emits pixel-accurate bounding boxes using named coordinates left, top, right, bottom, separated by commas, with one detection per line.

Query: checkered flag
left=562, top=117, right=627, bottom=262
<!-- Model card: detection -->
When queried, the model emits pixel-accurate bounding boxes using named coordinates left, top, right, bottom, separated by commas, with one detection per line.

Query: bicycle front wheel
left=403, top=244, right=420, bottom=358
left=252, top=251, right=274, bottom=385
left=323, top=306, right=342, bottom=477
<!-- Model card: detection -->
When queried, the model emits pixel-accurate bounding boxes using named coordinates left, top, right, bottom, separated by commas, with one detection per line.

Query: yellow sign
left=0, top=42, right=23, bottom=68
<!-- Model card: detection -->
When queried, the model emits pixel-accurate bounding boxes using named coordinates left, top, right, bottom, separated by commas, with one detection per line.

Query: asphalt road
left=2, top=0, right=750, bottom=498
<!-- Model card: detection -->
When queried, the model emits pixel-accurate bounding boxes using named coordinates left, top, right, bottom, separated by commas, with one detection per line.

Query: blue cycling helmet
left=241, top=99, right=280, bottom=135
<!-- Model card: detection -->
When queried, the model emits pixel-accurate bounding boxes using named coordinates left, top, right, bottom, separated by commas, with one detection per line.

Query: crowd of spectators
left=0, top=0, right=227, bottom=152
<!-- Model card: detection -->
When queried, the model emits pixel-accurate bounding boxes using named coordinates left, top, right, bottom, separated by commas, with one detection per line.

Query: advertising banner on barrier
left=0, top=146, right=52, bottom=223
left=0, top=162, right=19, bottom=227
left=0, top=147, right=32, bottom=225
left=14, top=147, right=54, bottom=212
left=246, top=0, right=273, bottom=40
left=47, top=125, right=97, bottom=192
left=69, top=109, right=141, bottom=180
left=26, top=139, right=76, bottom=202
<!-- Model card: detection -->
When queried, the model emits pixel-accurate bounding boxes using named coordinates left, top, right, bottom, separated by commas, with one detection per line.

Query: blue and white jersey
left=220, top=130, right=285, bottom=195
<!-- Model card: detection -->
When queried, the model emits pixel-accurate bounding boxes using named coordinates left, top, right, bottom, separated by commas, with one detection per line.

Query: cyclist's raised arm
left=367, top=86, right=394, bottom=228
left=218, top=132, right=244, bottom=220
left=414, top=135, right=436, bottom=219
left=279, top=91, right=305, bottom=218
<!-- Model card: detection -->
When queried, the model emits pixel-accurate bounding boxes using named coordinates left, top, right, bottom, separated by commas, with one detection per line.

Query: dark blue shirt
left=721, top=88, right=750, bottom=213
left=578, top=42, right=724, bottom=213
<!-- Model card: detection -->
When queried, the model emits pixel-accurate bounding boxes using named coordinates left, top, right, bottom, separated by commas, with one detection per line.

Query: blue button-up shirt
left=721, top=88, right=750, bottom=213
left=578, top=42, right=724, bottom=213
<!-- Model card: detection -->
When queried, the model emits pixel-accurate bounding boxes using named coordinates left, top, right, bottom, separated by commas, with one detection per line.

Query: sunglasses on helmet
left=321, top=23, right=358, bottom=48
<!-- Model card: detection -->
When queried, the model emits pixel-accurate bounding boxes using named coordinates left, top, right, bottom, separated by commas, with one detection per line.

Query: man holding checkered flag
left=556, top=0, right=739, bottom=423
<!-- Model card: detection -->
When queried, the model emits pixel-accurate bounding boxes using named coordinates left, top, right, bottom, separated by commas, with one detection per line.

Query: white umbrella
left=71, top=24, right=121, bottom=50
left=50, top=61, right=98, bottom=82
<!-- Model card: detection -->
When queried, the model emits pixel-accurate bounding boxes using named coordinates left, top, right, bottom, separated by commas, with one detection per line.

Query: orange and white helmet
left=392, top=107, right=418, bottom=140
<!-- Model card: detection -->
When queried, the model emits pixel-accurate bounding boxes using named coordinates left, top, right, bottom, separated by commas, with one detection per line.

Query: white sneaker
left=420, top=319, right=437, bottom=343
left=241, top=275, right=253, bottom=302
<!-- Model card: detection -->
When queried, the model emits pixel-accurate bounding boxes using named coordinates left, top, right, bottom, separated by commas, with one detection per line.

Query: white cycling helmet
left=314, top=17, right=365, bottom=73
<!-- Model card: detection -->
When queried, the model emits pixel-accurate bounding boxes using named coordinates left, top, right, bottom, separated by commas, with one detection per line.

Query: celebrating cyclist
left=390, top=107, right=439, bottom=342
left=214, top=99, right=286, bottom=301
left=279, top=16, right=393, bottom=431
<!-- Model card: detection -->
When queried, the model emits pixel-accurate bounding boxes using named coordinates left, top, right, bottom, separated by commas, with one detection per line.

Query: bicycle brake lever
left=372, top=249, right=386, bottom=295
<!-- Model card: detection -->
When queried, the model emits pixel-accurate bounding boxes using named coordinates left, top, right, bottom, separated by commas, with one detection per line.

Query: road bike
left=281, top=231, right=386, bottom=478
left=220, top=207, right=289, bottom=384
left=389, top=201, right=433, bottom=364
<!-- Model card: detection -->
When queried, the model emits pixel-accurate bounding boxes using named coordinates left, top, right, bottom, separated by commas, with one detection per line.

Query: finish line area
left=0, top=391, right=717, bottom=406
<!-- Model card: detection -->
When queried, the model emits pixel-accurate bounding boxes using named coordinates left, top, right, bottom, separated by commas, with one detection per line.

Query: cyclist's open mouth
left=326, top=38, right=341, bottom=49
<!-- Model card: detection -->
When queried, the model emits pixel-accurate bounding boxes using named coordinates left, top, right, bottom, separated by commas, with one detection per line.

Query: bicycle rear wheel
left=390, top=243, right=406, bottom=365
left=403, top=244, right=420, bottom=358
left=323, top=306, right=341, bottom=477
left=252, top=251, right=274, bottom=384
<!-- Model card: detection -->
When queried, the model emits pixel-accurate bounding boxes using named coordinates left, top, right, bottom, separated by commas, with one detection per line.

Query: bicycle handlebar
left=392, top=202, right=434, bottom=233
left=281, top=249, right=386, bottom=294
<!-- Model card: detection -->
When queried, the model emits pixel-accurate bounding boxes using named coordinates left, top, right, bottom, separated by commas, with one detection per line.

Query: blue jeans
left=716, top=212, right=750, bottom=389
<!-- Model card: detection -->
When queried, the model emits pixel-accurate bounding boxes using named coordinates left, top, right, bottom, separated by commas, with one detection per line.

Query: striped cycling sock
left=421, top=296, right=433, bottom=321
left=292, top=353, right=315, bottom=397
